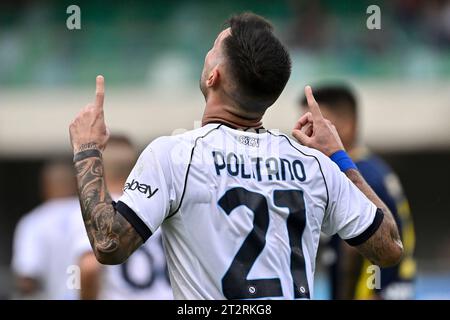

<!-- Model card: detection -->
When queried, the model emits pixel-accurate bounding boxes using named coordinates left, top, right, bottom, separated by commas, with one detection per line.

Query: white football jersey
left=117, top=123, right=382, bottom=300
left=12, top=197, right=81, bottom=299
left=72, top=195, right=173, bottom=300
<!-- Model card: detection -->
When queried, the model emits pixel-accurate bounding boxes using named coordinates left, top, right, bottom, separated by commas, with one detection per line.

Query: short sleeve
left=11, top=216, right=46, bottom=277
left=116, top=137, right=174, bottom=242
left=321, top=158, right=384, bottom=246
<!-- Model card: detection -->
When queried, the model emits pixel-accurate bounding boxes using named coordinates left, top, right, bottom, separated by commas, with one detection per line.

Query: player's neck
left=202, top=100, right=263, bottom=130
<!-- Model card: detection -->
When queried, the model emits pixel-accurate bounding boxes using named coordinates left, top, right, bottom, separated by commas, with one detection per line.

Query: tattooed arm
left=70, top=76, right=142, bottom=265
left=344, top=169, right=403, bottom=267
left=74, top=151, right=142, bottom=265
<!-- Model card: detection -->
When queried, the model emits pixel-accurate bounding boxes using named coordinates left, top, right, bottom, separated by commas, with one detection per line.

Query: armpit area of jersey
left=113, top=200, right=152, bottom=242
left=345, top=208, right=384, bottom=246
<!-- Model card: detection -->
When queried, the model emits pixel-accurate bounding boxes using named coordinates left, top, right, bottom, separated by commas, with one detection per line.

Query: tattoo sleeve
left=345, top=169, right=403, bottom=267
left=74, top=153, right=143, bottom=265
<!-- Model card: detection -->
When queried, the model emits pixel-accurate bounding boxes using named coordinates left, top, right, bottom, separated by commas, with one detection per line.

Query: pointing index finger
left=294, top=112, right=312, bottom=130
left=305, top=85, right=323, bottom=120
left=95, top=75, right=105, bottom=108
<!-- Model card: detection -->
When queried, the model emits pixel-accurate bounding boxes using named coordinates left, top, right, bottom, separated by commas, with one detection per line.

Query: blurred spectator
left=422, top=0, right=450, bottom=47
left=288, top=1, right=335, bottom=50
left=11, top=160, right=79, bottom=299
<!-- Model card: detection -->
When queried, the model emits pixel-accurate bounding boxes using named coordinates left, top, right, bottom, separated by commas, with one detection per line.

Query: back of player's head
left=223, top=12, right=291, bottom=114
left=300, top=84, right=358, bottom=118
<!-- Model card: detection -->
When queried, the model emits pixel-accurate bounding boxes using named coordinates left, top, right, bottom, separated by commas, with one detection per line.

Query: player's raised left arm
left=69, top=75, right=143, bottom=265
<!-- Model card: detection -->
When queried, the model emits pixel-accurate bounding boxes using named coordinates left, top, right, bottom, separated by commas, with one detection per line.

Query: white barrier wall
left=0, top=81, right=449, bottom=156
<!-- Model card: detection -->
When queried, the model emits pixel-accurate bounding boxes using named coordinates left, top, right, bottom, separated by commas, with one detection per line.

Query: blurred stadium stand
left=0, top=0, right=449, bottom=299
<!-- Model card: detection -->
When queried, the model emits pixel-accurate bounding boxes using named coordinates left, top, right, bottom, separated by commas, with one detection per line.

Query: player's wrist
left=329, top=150, right=357, bottom=172
left=73, top=142, right=102, bottom=162
left=323, top=145, right=343, bottom=157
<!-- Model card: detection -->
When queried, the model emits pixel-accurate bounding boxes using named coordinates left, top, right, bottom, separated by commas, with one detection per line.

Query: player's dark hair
left=223, top=12, right=291, bottom=114
left=300, top=85, right=358, bottom=117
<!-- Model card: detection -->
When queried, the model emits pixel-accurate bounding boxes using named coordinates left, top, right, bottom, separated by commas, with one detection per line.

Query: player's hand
left=292, top=85, right=344, bottom=157
left=69, top=75, right=110, bottom=154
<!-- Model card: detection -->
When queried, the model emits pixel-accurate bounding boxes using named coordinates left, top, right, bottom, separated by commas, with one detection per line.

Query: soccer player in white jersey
left=12, top=161, right=80, bottom=299
left=69, top=13, right=403, bottom=300
left=73, top=135, right=173, bottom=300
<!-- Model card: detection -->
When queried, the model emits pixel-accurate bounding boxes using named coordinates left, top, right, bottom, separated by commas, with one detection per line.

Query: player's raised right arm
left=293, top=86, right=403, bottom=268
left=69, top=76, right=143, bottom=265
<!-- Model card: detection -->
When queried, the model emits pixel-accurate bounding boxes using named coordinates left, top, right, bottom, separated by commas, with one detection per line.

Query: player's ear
left=206, top=66, right=220, bottom=88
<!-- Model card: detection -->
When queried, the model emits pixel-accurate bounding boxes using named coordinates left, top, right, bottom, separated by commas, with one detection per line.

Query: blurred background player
left=11, top=160, right=80, bottom=299
left=73, top=135, right=173, bottom=300
left=299, top=84, right=416, bottom=300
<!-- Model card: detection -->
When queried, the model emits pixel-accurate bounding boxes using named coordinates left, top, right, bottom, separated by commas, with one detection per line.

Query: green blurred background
left=1, top=0, right=449, bottom=86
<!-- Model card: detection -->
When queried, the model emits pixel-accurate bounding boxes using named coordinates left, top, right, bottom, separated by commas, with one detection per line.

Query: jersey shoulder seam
left=165, top=124, right=223, bottom=220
